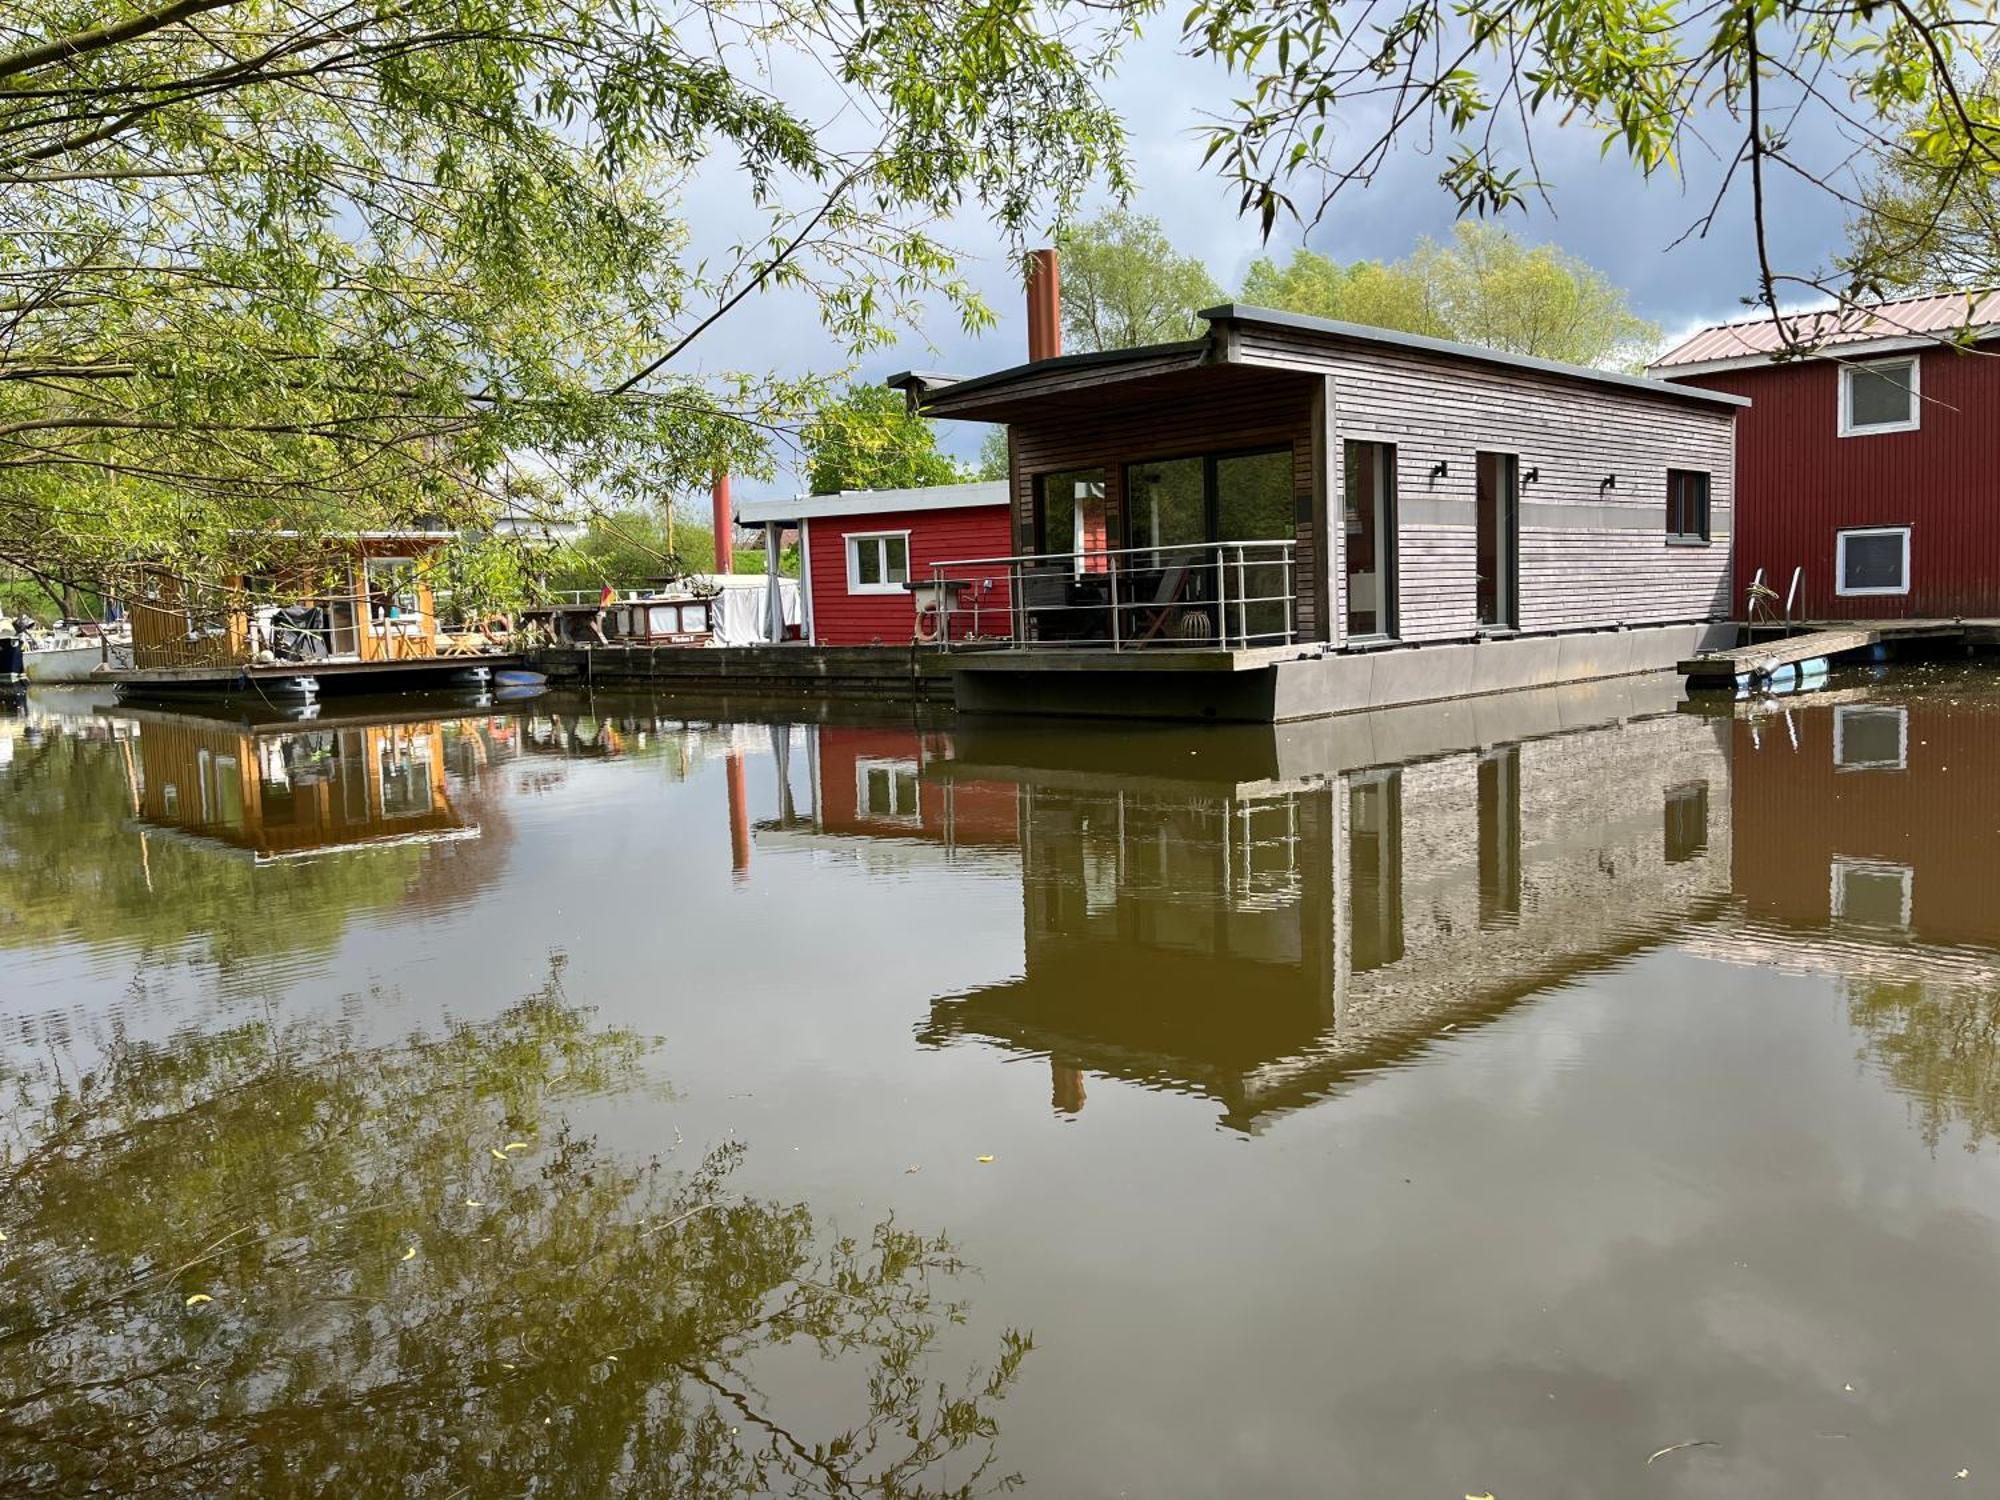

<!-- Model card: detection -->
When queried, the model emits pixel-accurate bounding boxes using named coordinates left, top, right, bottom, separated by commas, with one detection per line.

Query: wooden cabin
left=130, top=532, right=453, bottom=671
left=891, top=287, right=1746, bottom=721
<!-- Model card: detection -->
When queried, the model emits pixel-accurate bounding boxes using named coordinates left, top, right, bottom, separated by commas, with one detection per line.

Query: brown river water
left=4, top=666, right=2000, bottom=1498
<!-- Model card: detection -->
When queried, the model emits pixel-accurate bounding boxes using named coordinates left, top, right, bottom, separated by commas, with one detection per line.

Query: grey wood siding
left=1233, top=326, right=1735, bottom=643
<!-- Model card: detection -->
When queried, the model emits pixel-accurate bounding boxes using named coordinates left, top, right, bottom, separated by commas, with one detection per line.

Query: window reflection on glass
left=1035, top=469, right=1108, bottom=574
left=1217, top=449, right=1294, bottom=643
left=1124, top=458, right=1204, bottom=563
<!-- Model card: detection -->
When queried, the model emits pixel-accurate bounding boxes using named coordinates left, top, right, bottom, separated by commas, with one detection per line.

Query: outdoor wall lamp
left=1599, top=473, right=1618, bottom=492
left=1522, top=467, right=1540, bottom=486
left=1429, top=461, right=1449, bottom=481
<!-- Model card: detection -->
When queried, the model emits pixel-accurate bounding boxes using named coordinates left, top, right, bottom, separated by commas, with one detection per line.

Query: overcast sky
left=707, top=26, right=1856, bottom=499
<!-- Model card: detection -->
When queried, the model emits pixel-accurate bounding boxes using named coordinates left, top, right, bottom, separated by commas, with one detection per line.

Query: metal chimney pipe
left=711, top=470, right=734, bottom=574
left=1026, top=249, right=1061, bottom=362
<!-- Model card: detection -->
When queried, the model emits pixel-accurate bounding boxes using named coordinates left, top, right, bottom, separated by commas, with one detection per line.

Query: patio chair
left=1131, top=562, right=1193, bottom=644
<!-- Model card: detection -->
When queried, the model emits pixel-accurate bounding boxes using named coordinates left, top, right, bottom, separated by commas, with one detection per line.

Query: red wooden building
left=1653, top=290, right=2000, bottom=620
left=735, top=480, right=1012, bottom=646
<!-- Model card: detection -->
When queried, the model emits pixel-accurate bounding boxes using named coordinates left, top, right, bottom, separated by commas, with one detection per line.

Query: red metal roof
left=1654, top=289, right=2000, bottom=369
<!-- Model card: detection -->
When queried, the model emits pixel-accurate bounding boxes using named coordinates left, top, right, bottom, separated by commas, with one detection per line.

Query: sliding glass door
left=1343, top=441, right=1397, bottom=639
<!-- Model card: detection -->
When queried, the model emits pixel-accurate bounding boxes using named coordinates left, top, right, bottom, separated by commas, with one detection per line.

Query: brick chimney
left=1026, top=248, right=1061, bottom=361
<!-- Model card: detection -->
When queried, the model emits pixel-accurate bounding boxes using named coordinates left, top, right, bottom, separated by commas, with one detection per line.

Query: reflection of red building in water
left=1728, top=691, right=2000, bottom=951
left=804, top=725, right=1020, bottom=848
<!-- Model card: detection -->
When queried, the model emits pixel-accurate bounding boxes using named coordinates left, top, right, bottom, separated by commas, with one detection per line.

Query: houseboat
left=734, top=481, right=1013, bottom=646
left=521, top=574, right=802, bottom=650
left=107, top=531, right=517, bottom=702
left=889, top=255, right=1743, bottom=722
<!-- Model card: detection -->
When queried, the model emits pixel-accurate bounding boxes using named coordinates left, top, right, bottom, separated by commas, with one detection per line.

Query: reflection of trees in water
left=0, top=956, right=1028, bottom=1497
left=1850, top=978, right=2000, bottom=1150
left=0, top=725, right=413, bottom=965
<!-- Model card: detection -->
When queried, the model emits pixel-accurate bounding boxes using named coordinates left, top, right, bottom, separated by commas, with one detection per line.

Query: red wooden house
left=735, top=480, right=1013, bottom=646
left=1653, top=290, right=2000, bottom=620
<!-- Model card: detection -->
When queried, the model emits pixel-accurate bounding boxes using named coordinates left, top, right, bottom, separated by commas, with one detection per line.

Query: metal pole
left=1109, top=550, right=1121, bottom=651
left=1215, top=547, right=1226, bottom=648
left=1235, top=545, right=1248, bottom=648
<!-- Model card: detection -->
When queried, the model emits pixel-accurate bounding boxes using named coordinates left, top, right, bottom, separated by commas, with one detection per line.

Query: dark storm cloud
left=704, top=27, right=1857, bottom=497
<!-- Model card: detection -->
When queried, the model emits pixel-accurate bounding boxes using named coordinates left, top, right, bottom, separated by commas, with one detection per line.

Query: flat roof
left=1204, top=304, right=1749, bottom=408
left=736, top=479, right=1008, bottom=526
left=893, top=311, right=1745, bottom=414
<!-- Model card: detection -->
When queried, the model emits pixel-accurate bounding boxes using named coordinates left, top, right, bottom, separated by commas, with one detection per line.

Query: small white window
left=854, top=756, right=920, bottom=824
left=1831, top=856, right=1912, bottom=929
left=1835, top=526, right=1910, bottom=597
left=1839, top=358, right=1919, bottom=436
left=1834, top=704, right=1907, bottom=771
left=846, top=532, right=910, bottom=595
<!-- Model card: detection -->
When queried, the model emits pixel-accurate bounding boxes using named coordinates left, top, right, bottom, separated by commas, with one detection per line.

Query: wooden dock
left=1679, top=619, right=1991, bottom=687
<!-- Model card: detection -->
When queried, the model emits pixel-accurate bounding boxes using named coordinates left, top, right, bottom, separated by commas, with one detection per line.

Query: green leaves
left=801, top=382, right=963, bottom=496
left=1168, top=0, right=1999, bottom=313
left=0, top=0, right=1129, bottom=602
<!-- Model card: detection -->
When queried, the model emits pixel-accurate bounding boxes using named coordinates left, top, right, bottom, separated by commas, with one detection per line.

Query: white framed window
left=1839, top=358, right=1920, bottom=436
left=1834, top=704, right=1907, bottom=771
left=1835, top=525, right=1910, bottom=597
left=1830, top=856, right=1913, bottom=929
left=846, top=532, right=910, bottom=595
left=854, top=756, right=920, bottom=824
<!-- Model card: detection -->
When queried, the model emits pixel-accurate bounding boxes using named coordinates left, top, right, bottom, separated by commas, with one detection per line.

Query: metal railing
left=922, top=539, right=1297, bottom=651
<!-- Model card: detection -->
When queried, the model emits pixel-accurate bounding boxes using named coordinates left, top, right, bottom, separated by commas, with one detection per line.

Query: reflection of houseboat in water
left=751, top=678, right=1739, bottom=1130
left=119, top=705, right=478, bottom=862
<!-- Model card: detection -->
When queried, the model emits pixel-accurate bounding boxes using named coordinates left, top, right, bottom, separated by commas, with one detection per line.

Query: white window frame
left=854, top=755, right=921, bottom=825
left=1830, top=856, right=1913, bottom=929
left=1838, top=358, right=1920, bottom=437
left=845, top=531, right=912, bottom=595
left=1835, top=525, right=1911, bottom=598
left=1834, top=703, right=1908, bottom=772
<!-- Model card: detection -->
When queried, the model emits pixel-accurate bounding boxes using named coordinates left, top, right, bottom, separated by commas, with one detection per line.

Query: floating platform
left=1679, top=620, right=1999, bottom=688
left=101, top=654, right=523, bottom=702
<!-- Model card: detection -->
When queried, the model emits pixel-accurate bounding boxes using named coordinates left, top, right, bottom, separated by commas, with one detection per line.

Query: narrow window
left=1835, top=526, right=1910, bottom=597
left=1834, top=704, right=1908, bottom=771
left=845, top=532, right=911, bottom=594
left=1840, top=359, right=1919, bottom=436
left=1665, top=470, right=1711, bottom=545
left=1664, top=781, right=1709, bottom=863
